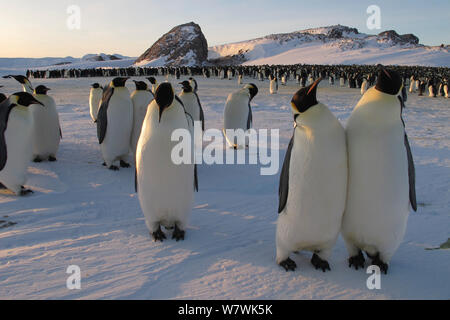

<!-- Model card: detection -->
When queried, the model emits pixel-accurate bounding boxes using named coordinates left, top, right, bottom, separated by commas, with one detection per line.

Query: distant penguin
left=188, top=77, right=198, bottom=93
left=444, top=82, right=449, bottom=98
left=342, top=68, right=417, bottom=274
left=0, top=92, right=43, bottom=195
left=276, top=79, right=347, bottom=272
left=269, top=75, right=278, bottom=94
left=89, top=83, right=103, bottom=122
left=136, top=82, right=197, bottom=242
left=281, top=74, right=287, bottom=86
left=223, top=83, right=258, bottom=148
left=227, top=69, right=233, bottom=80
left=428, top=81, right=436, bottom=97
left=418, top=81, right=426, bottom=96
left=2, top=75, right=33, bottom=93
left=361, top=77, right=368, bottom=95
left=178, top=80, right=205, bottom=133
left=409, top=76, right=415, bottom=93
left=32, top=85, right=61, bottom=162
left=130, top=81, right=154, bottom=156
left=238, top=74, right=243, bottom=85
left=97, top=77, right=133, bottom=170
left=147, top=77, right=158, bottom=94
left=339, top=76, right=345, bottom=87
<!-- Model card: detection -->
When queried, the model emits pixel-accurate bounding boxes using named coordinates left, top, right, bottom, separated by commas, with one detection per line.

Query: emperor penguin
left=223, top=83, right=258, bottom=148
left=32, top=85, right=61, bottom=162
left=276, top=79, right=347, bottom=272
left=3, top=75, right=33, bottom=93
left=97, top=77, right=133, bottom=170
left=178, top=81, right=205, bottom=133
left=0, top=92, right=43, bottom=195
left=136, top=82, right=198, bottom=241
left=188, top=77, right=198, bottom=93
left=269, top=75, right=278, bottom=94
left=147, top=77, right=158, bottom=94
left=89, top=83, right=103, bottom=122
left=130, top=80, right=154, bottom=156
left=444, top=81, right=449, bottom=98
left=361, top=77, right=368, bottom=95
left=342, top=68, right=417, bottom=274
left=238, top=74, right=243, bottom=85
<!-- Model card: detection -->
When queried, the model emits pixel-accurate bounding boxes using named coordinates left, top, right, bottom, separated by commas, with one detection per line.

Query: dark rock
left=135, top=22, right=208, bottom=67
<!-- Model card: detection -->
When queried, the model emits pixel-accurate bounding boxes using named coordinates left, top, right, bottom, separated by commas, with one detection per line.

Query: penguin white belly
left=340, top=77, right=345, bottom=87
left=0, top=109, right=33, bottom=194
left=101, top=94, right=133, bottom=165
left=130, top=91, right=153, bottom=156
left=32, top=95, right=61, bottom=159
left=137, top=105, right=194, bottom=232
left=444, top=84, right=448, bottom=98
left=269, top=80, right=277, bottom=94
left=223, top=92, right=249, bottom=130
left=276, top=108, right=347, bottom=262
left=89, top=89, right=102, bottom=121
left=343, top=116, right=409, bottom=262
left=361, top=80, right=368, bottom=95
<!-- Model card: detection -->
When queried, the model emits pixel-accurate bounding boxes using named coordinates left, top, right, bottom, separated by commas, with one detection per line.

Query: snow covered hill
left=209, top=25, right=450, bottom=67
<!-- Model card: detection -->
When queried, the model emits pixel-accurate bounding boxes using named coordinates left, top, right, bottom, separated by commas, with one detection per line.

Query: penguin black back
left=133, top=81, right=148, bottom=91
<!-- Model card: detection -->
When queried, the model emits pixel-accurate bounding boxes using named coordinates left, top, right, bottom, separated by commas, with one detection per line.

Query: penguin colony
left=4, top=61, right=445, bottom=275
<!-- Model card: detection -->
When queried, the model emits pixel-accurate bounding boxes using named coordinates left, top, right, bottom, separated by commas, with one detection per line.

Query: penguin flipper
left=0, top=100, right=15, bottom=171
left=404, top=133, right=417, bottom=212
left=194, top=164, right=199, bottom=192
left=278, top=134, right=294, bottom=214
left=59, top=127, right=62, bottom=139
left=194, top=92, right=205, bottom=131
left=246, top=102, right=253, bottom=130
left=97, top=86, right=114, bottom=144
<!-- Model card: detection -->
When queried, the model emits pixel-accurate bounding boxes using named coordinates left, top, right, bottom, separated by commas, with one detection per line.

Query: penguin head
left=154, top=82, right=174, bottom=122
left=179, top=81, right=193, bottom=93
left=291, top=78, right=321, bottom=116
left=10, top=92, right=43, bottom=107
left=188, top=77, right=198, bottom=92
left=34, top=85, right=50, bottom=95
left=133, top=80, right=148, bottom=91
left=375, top=68, right=402, bottom=95
left=3, top=75, right=33, bottom=90
left=147, top=77, right=157, bottom=85
left=111, top=77, right=129, bottom=88
left=91, top=83, right=101, bottom=89
left=244, top=83, right=258, bottom=101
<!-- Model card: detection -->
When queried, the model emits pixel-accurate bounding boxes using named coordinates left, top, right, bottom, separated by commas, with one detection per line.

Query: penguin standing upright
left=136, top=83, right=197, bottom=241
left=342, top=68, right=417, bottom=274
left=32, top=85, right=61, bottom=162
left=97, top=77, right=133, bottom=170
left=147, top=77, right=158, bottom=94
left=238, top=73, right=243, bottom=85
left=0, top=92, right=43, bottom=195
left=361, top=77, right=368, bottom=95
left=223, top=83, right=258, bottom=148
left=269, top=75, right=278, bottom=94
left=276, top=79, right=347, bottom=272
left=178, top=81, right=205, bottom=133
left=3, top=75, right=33, bottom=93
left=130, top=81, right=154, bottom=156
left=89, top=83, right=103, bottom=122
left=444, top=81, right=449, bottom=98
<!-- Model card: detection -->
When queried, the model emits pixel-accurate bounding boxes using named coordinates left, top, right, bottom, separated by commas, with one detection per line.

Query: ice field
left=0, top=76, right=449, bottom=299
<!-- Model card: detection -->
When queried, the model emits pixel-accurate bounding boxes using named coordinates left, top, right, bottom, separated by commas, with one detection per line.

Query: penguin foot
left=172, top=225, right=185, bottom=241
left=33, top=157, right=42, bottom=163
left=152, top=227, right=166, bottom=242
left=348, top=250, right=365, bottom=270
left=48, top=156, right=57, bottom=162
left=370, top=253, right=388, bottom=274
left=311, top=253, right=331, bottom=272
left=120, top=160, right=130, bottom=168
left=20, top=187, right=33, bottom=196
left=279, top=258, right=297, bottom=272
left=109, top=165, right=119, bottom=171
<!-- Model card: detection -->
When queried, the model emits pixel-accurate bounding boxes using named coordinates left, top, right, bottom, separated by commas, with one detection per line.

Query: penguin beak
left=307, top=78, right=322, bottom=96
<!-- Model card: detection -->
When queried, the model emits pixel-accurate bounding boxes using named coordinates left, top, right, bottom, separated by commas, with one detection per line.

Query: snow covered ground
left=0, top=76, right=449, bottom=299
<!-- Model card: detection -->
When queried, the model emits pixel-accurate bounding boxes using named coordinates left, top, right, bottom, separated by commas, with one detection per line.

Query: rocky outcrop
left=135, top=22, right=208, bottom=67
left=378, top=30, right=419, bottom=45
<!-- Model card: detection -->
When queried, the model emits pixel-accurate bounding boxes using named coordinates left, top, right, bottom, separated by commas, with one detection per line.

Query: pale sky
left=0, top=0, right=449, bottom=58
